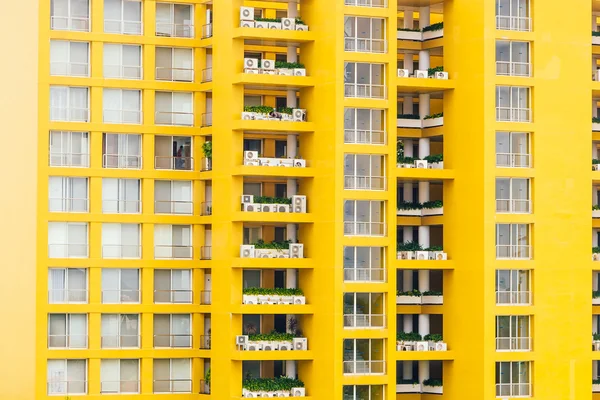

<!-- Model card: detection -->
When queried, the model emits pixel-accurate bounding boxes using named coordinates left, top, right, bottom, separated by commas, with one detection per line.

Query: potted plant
left=422, top=378, right=443, bottom=394
left=396, top=378, right=421, bottom=393
left=202, top=141, right=212, bottom=171
left=424, top=154, right=444, bottom=169
left=422, top=199, right=443, bottom=216
left=397, top=26, right=422, bottom=41
left=423, top=112, right=444, bottom=128
left=204, top=368, right=211, bottom=394
left=593, top=159, right=600, bottom=171
left=396, top=331, right=422, bottom=351
left=424, top=333, right=447, bottom=351
left=295, top=17, right=308, bottom=31
left=422, top=290, right=443, bottom=305
left=397, top=241, right=422, bottom=260
left=396, top=289, right=422, bottom=305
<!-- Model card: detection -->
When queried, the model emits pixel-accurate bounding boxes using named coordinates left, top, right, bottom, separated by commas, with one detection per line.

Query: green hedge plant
left=397, top=331, right=422, bottom=341
left=243, top=287, right=304, bottom=296
left=397, top=289, right=422, bottom=297
left=423, top=378, right=443, bottom=387
left=422, top=22, right=443, bottom=32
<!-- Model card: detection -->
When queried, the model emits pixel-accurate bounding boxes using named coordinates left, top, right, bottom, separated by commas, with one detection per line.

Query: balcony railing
left=104, top=65, right=143, bottom=80
left=343, top=268, right=386, bottom=282
left=100, top=380, right=140, bottom=394
left=496, top=152, right=531, bottom=168
left=496, top=61, right=530, bottom=77
left=153, top=379, right=192, bottom=394
left=495, top=16, right=532, bottom=32
left=202, top=23, right=213, bottom=38
left=496, top=290, right=531, bottom=305
left=50, top=16, right=90, bottom=32
left=344, top=38, right=387, bottom=53
left=48, top=244, right=88, bottom=258
left=344, top=222, right=386, bottom=236
left=344, top=175, right=386, bottom=191
left=101, top=335, right=140, bottom=348
left=47, top=380, right=87, bottom=395
left=344, top=0, right=387, bottom=7
left=102, top=245, right=142, bottom=259
left=344, top=129, right=386, bottom=145
left=48, top=289, right=88, bottom=303
left=154, top=245, right=193, bottom=259
left=48, top=198, right=89, bottom=212
left=49, top=152, right=90, bottom=168
left=202, top=113, right=213, bottom=127
left=50, top=107, right=89, bottom=122
left=50, top=62, right=89, bottom=77
left=343, top=360, right=385, bottom=375
left=156, top=67, right=194, bottom=82
left=496, top=245, right=531, bottom=259
left=154, top=289, right=193, bottom=304
left=201, top=290, right=211, bottom=305
left=155, top=111, right=194, bottom=126
left=202, top=201, right=212, bottom=216
left=103, top=154, right=142, bottom=169
left=200, top=335, right=212, bottom=350
left=155, top=200, right=193, bottom=215
left=102, top=200, right=141, bottom=214
left=101, top=289, right=141, bottom=304
left=202, top=68, right=213, bottom=82
left=496, top=337, right=531, bottom=351
left=496, top=383, right=531, bottom=397
left=48, top=334, right=88, bottom=349
left=156, top=23, right=194, bottom=38
left=343, top=314, right=385, bottom=328
left=154, top=334, right=193, bottom=348
left=201, top=246, right=212, bottom=260
left=104, top=19, right=143, bottom=35
left=496, top=107, right=531, bottom=122
left=103, top=109, right=142, bottom=124
left=344, top=84, right=386, bottom=99
left=155, top=156, right=194, bottom=171
left=495, top=199, right=531, bottom=213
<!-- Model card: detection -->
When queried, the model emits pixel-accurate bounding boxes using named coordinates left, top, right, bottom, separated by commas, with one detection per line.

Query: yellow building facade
left=1, top=0, right=599, bottom=399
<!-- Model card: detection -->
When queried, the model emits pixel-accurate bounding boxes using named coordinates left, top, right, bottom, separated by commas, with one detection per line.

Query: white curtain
left=173, top=48, right=193, bottom=81
left=154, top=225, right=173, bottom=258
left=171, top=359, right=191, bottom=392
left=49, top=314, right=67, bottom=347
left=69, top=314, right=87, bottom=348
left=72, top=0, right=89, bottom=18
left=69, top=268, right=86, bottom=302
left=103, top=88, right=122, bottom=123
left=50, top=86, right=68, bottom=120
left=48, top=269, right=66, bottom=303
left=102, top=269, right=120, bottom=303
left=156, top=3, right=173, bottom=36
left=121, top=314, right=139, bottom=347
left=121, top=224, right=140, bottom=258
left=154, top=269, right=171, bottom=303
left=66, top=360, right=86, bottom=393
left=173, top=92, right=193, bottom=125
left=172, top=269, right=191, bottom=303
left=101, top=359, right=119, bottom=393
left=120, top=359, right=139, bottom=391
left=47, top=359, right=67, bottom=394
left=120, top=269, right=139, bottom=302
left=102, top=178, right=119, bottom=213
left=69, top=87, right=88, bottom=120
left=48, top=222, right=68, bottom=258
left=103, top=43, right=122, bottom=78
left=101, top=314, right=119, bottom=347
left=67, top=223, right=87, bottom=257
left=50, top=41, right=69, bottom=75
left=172, top=314, right=191, bottom=347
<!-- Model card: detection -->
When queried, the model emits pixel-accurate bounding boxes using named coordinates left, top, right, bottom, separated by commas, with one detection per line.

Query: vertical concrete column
left=419, top=94, right=430, bottom=118
left=594, top=271, right=599, bottom=291
left=419, top=6, right=430, bottom=29
left=594, top=229, right=599, bottom=247
left=403, top=271, right=414, bottom=292
left=419, top=138, right=430, bottom=159
left=286, top=360, right=297, bottom=379
left=594, top=15, right=598, bottom=32
left=403, top=140, right=414, bottom=206
left=594, top=315, right=598, bottom=334
left=419, top=360, right=430, bottom=384
left=418, top=270, right=430, bottom=293
left=594, top=99, right=598, bottom=119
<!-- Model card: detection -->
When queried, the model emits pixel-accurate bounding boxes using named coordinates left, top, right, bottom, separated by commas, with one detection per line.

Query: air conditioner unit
left=414, top=160, right=428, bottom=169
left=434, top=251, right=447, bottom=261
left=415, top=341, right=429, bottom=351
left=292, top=195, right=307, bottom=213
left=281, top=17, right=296, bottom=30
left=243, top=203, right=260, bottom=212
left=293, top=68, right=306, bottom=76
left=414, top=69, right=428, bottom=78
left=415, top=250, right=429, bottom=260
left=290, top=388, right=306, bottom=397
left=236, top=335, right=249, bottom=348
left=244, top=58, right=259, bottom=69
left=435, top=71, right=449, bottom=79
left=289, top=243, right=304, bottom=258
left=247, top=342, right=262, bottom=351
left=244, top=391, right=260, bottom=398
left=279, top=342, right=292, bottom=351
left=262, top=59, right=276, bottom=70
left=242, top=195, right=254, bottom=204
left=240, top=20, right=255, bottom=28
left=295, top=24, right=309, bottom=31
left=435, top=342, right=447, bottom=351
left=245, top=151, right=259, bottom=161
left=242, top=294, right=258, bottom=304
left=292, top=159, right=306, bottom=168
left=263, top=342, right=279, bottom=351
left=276, top=204, right=290, bottom=213
left=293, top=337, right=308, bottom=350
left=244, top=68, right=260, bottom=74
left=293, top=295, right=306, bottom=304
left=268, top=22, right=282, bottom=29
left=240, top=245, right=255, bottom=258
left=242, top=112, right=255, bottom=120
left=293, top=109, right=306, bottom=122
left=261, top=204, right=277, bottom=213
left=397, top=69, right=409, bottom=78
left=594, top=164, right=600, bottom=171
left=240, top=6, right=254, bottom=21
left=255, top=21, right=269, bottom=29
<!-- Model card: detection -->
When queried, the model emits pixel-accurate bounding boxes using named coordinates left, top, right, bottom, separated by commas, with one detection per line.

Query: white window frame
left=155, top=91, right=194, bottom=126
left=102, top=178, right=141, bottom=214
left=154, top=224, right=193, bottom=259
left=50, top=0, right=90, bottom=32
left=103, top=133, right=142, bottom=169
left=101, top=268, right=141, bottom=304
left=154, top=269, right=193, bottom=304
left=155, top=46, right=194, bottom=82
left=50, top=40, right=90, bottom=77
left=496, top=223, right=531, bottom=259
left=153, top=359, right=192, bottom=394
left=496, top=315, right=531, bottom=351
left=344, top=16, right=387, bottom=53
left=153, top=314, right=192, bottom=348
left=104, top=0, right=143, bottom=35
left=343, top=339, right=385, bottom=375
left=496, top=269, right=531, bottom=305
left=344, top=62, right=386, bottom=99
left=50, top=86, right=89, bottom=122
left=103, top=43, right=143, bottom=80
left=101, top=314, right=140, bottom=348
left=103, top=88, right=142, bottom=124
left=49, top=131, right=90, bottom=168
left=155, top=2, right=194, bottom=38
left=154, top=180, right=193, bottom=215
left=48, top=313, right=88, bottom=349
left=496, top=40, right=531, bottom=77
left=343, top=385, right=386, bottom=400
left=344, top=108, right=386, bottom=145
left=344, top=200, right=386, bottom=236
left=101, top=223, right=141, bottom=259
left=496, top=86, right=531, bottom=122
left=48, top=222, right=89, bottom=258
left=343, top=293, right=386, bottom=328
left=343, top=246, right=386, bottom=282
left=344, top=0, right=387, bottom=7
left=47, top=359, right=88, bottom=395
left=48, top=176, right=89, bottom=213
left=48, top=268, right=88, bottom=304
left=495, top=361, right=531, bottom=397
left=100, top=359, right=140, bottom=394
left=496, top=0, right=531, bottom=32
left=495, top=178, right=531, bottom=214
left=496, top=131, right=531, bottom=168
left=344, top=154, right=386, bottom=191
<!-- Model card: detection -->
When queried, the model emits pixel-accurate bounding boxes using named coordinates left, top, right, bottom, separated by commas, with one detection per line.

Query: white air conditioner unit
left=261, top=204, right=277, bottom=213
left=414, top=160, right=428, bottom=169
left=292, top=195, right=307, bottom=213
left=242, top=195, right=254, bottom=204
left=293, top=337, right=308, bottom=350
left=290, top=388, right=306, bottom=397
left=263, top=342, right=279, bottom=351
left=276, top=204, right=290, bottom=213
left=255, top=21, right=269, bottom=29
left=415, top=341, right=428, bottom=351
left=245, top=392, right=260, bottom=398
left=279, top=342, right=292, bottom=350
left=435, top=71, right=449, bottom=79
left=268, top=22, right=282, bottom=29
left=245, top=151, right=259, bottom=161
left=397, top=69, right=409, bottom=78
left=244, top=58, right=259, bottom=69
left=414, top=69, right=428, bottom=78
left=245, top=68, right=260, bottom=74
left=247, top=343, right=262, bottom=351
left=240, top=20, right=255, bottom=28
left=281, top=17, right=296, bottom=30
left=435, top=342, right=447, bottom=351
left=293, top=109, right=306, bottom=122
left=236, top=335, right=249, bottom=347
left=240, top=245, right=255, bottom=258
left=261, top=59, right=275, bottom=70
left=295, top=24, right=308, bottom=31
left=293, top=68, right=306, bottom=76
left=293, top=295, right=306, bottom=305
left=242, top=112, right=255, bottom=120
left=243, top=203, right=260, bottom=212
left=240, top=6, right=254, bottom=21
left=289, top=243, right=304, bottom=258
left=292, top=159, right=306, bottom=168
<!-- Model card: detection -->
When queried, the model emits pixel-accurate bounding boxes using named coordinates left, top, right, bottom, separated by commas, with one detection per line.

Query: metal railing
left=154, top=245, right=193, bottom=259
left=495, top=199, right=531, bottom=214
left=50, top=107, right=89, bottom=122
left=155, top=200, right=193, bottom=215
left=343, top=314, right=385, bottom=328
left=344, top=0, right=387, bottom=7
left=153, top=379, right=192, bottom=394
left=50, top=16, right=90, bottom=32
left=496, top=16, right=532, bottom=32
left=202, top=201, right=212, bottom=216
left=103, top=109, right=142, bottom=124
left=344, top=84, right=386, bottom=99
left=496, top=337, right=531, bottom=351
left=48, top=244, right=88, bottom=258
left=201, top=246, right=212, bottom=260
left=344, top=38, right=387, bottom=53
left=496, top=383, right=531, bottom=397
left=102, top=245, right=142, bottom=259
left=101, top=334, right=140, bottom=348
left=104, top=19, right=143, bottom=35
left=343, top=268, right=386, bottom=282
left=47, top=380, right=87, bottom=395
left=200, top=335, right=211, bottom=350
left=156, top=67, right=194, bottom=82
left=49, top=152, right=90, bottom=168
left=49, top=198, right=89, bottom=213
left=50, top=61, right=89, bottom=77
left=100, top=380, right=140, bottom=394
left=496, top=61, right=531, bottom=77
left=496, top=245, right=531, bottom=259
left=48, top=334, right=88, bottom=349
left=496, top=290, right=531, bottom=305
left=202, top=23, right=213, bottom=38
left=101, top=289, right=141, bottom=304
left=201, top=157, right=212, bottom=172
left=202, top=68, right=213, bottom=82
left=202, top=113, right=212, bottom=127
left=48, top=289, right=88, bottom=303
left=496, top=107, right=531, bottom=122
left=104, top=65, right=143, bottom=80
left=344, top=129, right=386, bottom=145
left=102, top=200, right=141, bottom=214
left=201, top=290, right=211, bottom=305
left=155, top=156, right=194, bottom=171
left=343, top=360, right=386, bottom=375
left=154, top=289, right=193, bottom=304
left=155, top=111, right=194, bottom=126
left=344, top=175, right=386, bottom=191
left=155, top=23, right=194, bottom=38
left=496, top=152, right=531, bottom=168
left=344, top=222, right=386, bottom=236
left=154, top=334, right=193, bottom=348
left=103, top=154, right=142, bottom=169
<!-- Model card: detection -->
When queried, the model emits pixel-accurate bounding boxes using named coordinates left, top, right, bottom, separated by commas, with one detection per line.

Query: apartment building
left=0, top=0, right=598, bottom=399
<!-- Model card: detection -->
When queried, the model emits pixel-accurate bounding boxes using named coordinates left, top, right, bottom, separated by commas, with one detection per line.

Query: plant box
left=594, top=122, right=600, bottom=132
left=242, top=295, right=258, bottom=304
left=423, top=117, right=443, bottom=128
left=295, top=24, right=309, bottom=31
left=397, top=208, right=422, bottom=216
left=423, top=385, right=443, bottom=394
left=428, top=161, right=444, bottom=169
left=268, top=22, right=282, bottom=29
left=422, top=207, right=443, bottom=216
left=594, top=36, right=600, bottom=46
left=397, top=30, right=422, bottom=41
left=279, top=295, right=294, bottom=304
left=415, top=251, right=429, bottom=260
left=255, top=21, right=269, bottom=29
left=593, top=210, right=600, bottom=218
left=397, top=163, right=415, bottom=168
left=397, top=295, right=421, bottom=305
left=397, top=251, right=416, bottom=260
left=397, top=118, right=422, bottom=128
left=278, top=68, right=293, bottom=76
left=593, top=298, right=600, bottom=305
left=396, top=383, right=422, bottom=393
left=422, top=28, right=443, bottom=41
left=422, top=295, right=443, bottom=305
left=594, top=383, right=600, bottom=393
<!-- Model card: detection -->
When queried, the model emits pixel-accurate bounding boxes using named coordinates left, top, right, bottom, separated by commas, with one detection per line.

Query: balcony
left=344, top=83, right=386, bottom=99
left=397, top=200, right=443, bottom=217
left=202, top=202, right=212, bottom=216
left=201, top=246, right=212, bottom=260
left=154, top=334, right=192, bottom=348
left=242, top=377, right=306, bottom=398
left=496, top=61, right=531, bottom=77
left=154, top=245, right=192, bottom=260
left=47, top=380, right=88, bottom=395
left=243, top=151, right=306, bottom=168
left=102, top=245, right=141, bottom=259
left=241, top=242, right=304, bottom=259
left=154, top=289, right=192, bottom=304
left=156, top=23, right=194, bottom=38
left=102, top=289, right=140, bottom=304
left=397, top=22, right=444, bottom=42
left=51, top=61, right=89, bottom=77
left=100, top=380, right=139, bottom=395
left=155, top=156, right=193, bottom=171
left=496, top=245, right=531, bottom=260
left=344, top=175, right=386, bottom=191
left=101, top=334, right=140, bottom=349
left=242, top=107, right=306, bottom=123
left=343, top=360, right=385, bottom=375
left=344, top=0, right=387, bottom=7
left=397, top=244, right=448, bottom=261
left=48, top=244, right=88, bottom=259
left=239, top=8, right=309, bottom=32
left=48, top=334, right=88, bottom=349
left=155, top=200, right=193, bottom=215
left=236, top=333, right=308, bottom=352
left=49, top=151, right=90, bottom=168
left=244, top=59, right=306, bottom=77
left=202, top=23, right=213, bottom=39
left=241, top=195, right=307, bottom=214
left=50, top=107, right=89, bottom=123
left=343, top=268, right=386, bottom=283
left=48, top=289, right=87, bottom=304
left=344, top=222, right=385, bottom=236
left=397, top=113, right=444, bottom=129
left=496, top=107, right=531, bottom=123
left=242, top=288, right=305, bottom=305
left=496, top=152, right=531, bottom=168
left=344, top=128, right=386, bottom=145
left=156, top=67, right=194, bottom=82
left=103, top=154, right=142, bottom=169
left=496, top=16, right=532, bottom=31
left=103, top=109, right=142, bottom=125
left=104, top=19, right=142, bottom=35
left=396, top=333, right=447, bottom=352
left=104, top=65, right=142, bottom=80
left=594, top=118, right=600, bottom=132
left=396, top=290, right=443, bottom=305
left=153, top=379, right=192, bottom=394
left=496, top=199, right=531, bottom=213
left=155, top=111, right=194, bottom=127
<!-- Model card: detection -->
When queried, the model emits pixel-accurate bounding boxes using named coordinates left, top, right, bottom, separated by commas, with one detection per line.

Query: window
left=496, top=269, right=531, bottom=305
left=103, top=133, right=142, bottom=169
left=155, top=180, right=193, bottom=214
left=103, top=44, right=142, bottom=79
left=344, top=62, right=386, bottom=99
left=496, top=0, right=531, bottom=31
left=104, top=0, right=142, bottom=34
left=154, top=269, right=192, bottom=303
left=48, top=314, right=87, bottom=348
left=49, top=177, right=88, bottom=212
left=344, top=108, right=386, bottom=145
left=156, top=47, right=194, bottom=81
left=496, top=132, right=530, bottom=168
left=343, top=293, right=385, bottom=328
left=154, top=224, right=192, bottom=259
left=343, top=339, right=385, bottom=375
left=101, top=314, right=140, bottom=348
left=344, top=17, right=386, bottom=53
left=48, top=222, right=88, bottom=258
left=155, top=135, right=193, bottom=170
left=496, top=316, right=531, bottom=351
left=496, top=86, right=530, bottom=122
left=101, top=223, right=141, bottom=258
left=344, top=0, right=387, bottom=7
left=496, top=361, right=531, bottom=397
left=47, top=359, right=87, bottom=395
left=103, top=89, right=142, bottom=124
left=154, top=314, right=192, bottom=348
left=48, top=268, right=87, bottom=303
left=49, top=131, right=89, bottom=167
left=101, top=269, right=140, bottom=303
left=156, top=3, right=194, bottom=38
left=153, top=359, right=192, bottom=393
left=50, top=41, right=89, bottom=76
left=100, top=359, right=139, bottom=394
left=343, top=247, right=386, bottom=282
left=496, top=41, right=530, bottom=77
left=155, top=91, right=193, bottom=126
left=344, top=200, right=386, bottom=236
left=50, top=86, right=89, bottom=122
left=343, top=385, right=385, bottom=400
left=243, top=270, right=261, bottom=288
left=496, top=178, right=531, bottom=213
left=344, top=154, right=385, bottom=190
left=102, top=178, right=141, bottom=213
left=243, top=227, right=262, bottom=245
left=496, top=224, right=531, bottom=259
left=51, top=0, right=89, bottom=31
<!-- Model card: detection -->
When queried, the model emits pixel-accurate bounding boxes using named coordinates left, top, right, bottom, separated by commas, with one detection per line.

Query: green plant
left=423, top=378, right=443, bottom=387
left=397, top=140, right=404, bottom=163
left=594, top=159, right=600, bottom=165
left=422, top=200, right=443, bottom=209
left=397, top=331, right=422, bottom=341
left=593, top=247, right=600, bottom=254
left=243, top=287, right=304, bottom=296
left=275, top=61, right=305, bottom=69
left=255, top=17, right=282, bottom=22
left=397, top=113, right=420, bottom=119
left=594, top=290, right=600, bottom=299
left=424, top=112, right=443, bottom=120
left=244, top=105, right=274, bottom=114
left=397, top=201, right=422, bottom=210
left=277, top=107, right=294, bottom=115
left=397, top=28, right=420, bottom=32
left=594, top=333, right=600, bottom=341
left=397, top=241, right=423, bottom=251
left=422, top=22, right=443, bottom=32
left=253, top=196, right=293, bottom=205
left=594, top=31, right=600, bottom=37
left=397, top=289, right=422, bottom=297
left=427, top=66, right=444, bottom=76
left=249, top=331, right=296, bottom=342
left=424, top=154, right=443, bottom=163
left=424, top=333, right=443, bottom=342
left=422, top=290, right=442, bottom=296
left=205, top=368, right=211, bottom=386
left=253, top=239, right=293, bottom=250
left=594, top=117, right=600, bottom=123
left=242, top=377, right=304, bottom=392
left=295, top=17, right=306, bottom=25
left=202, top=141, right=212, bottom=159
left=594, top=378, right=600, bottom=384
left=594, top=205, right=600, bottom=211
left=426, top=246, right=443, bottom=251
left=398, top=156, right=417, bottom=165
